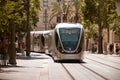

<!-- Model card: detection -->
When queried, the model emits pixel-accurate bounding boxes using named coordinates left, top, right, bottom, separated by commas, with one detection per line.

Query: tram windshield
left=59, top=28, right=80, bottom=51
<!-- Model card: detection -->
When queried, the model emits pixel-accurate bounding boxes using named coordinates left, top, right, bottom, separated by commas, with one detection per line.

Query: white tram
left=30, top=30, right=52, bottom=52
left=31, top=23, right=84, bottom=62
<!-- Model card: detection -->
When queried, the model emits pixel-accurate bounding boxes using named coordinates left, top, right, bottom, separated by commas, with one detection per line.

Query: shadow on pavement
left=16, top=52, right=51, bottom=60
left=55, top=60, right=87, bottom=64
left=1, top=65, right=26, bottom=68
left=0, top=69, right=19, bottom=73
left=0, top=79, right=10, bottom=80
left=16, top=55, right=50, bottom=60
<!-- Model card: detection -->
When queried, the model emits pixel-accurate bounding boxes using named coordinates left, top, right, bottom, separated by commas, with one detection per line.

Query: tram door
left=43, top=31, right=53, bottom=54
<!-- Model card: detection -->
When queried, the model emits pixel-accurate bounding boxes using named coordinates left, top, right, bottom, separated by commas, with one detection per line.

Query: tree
left=83, top=0, right=117, bottom=53
left=1, top=0, right=25, bottom=64
left=99, top=0, right=117, bottom=43
left=84, top=21, right=98, bottom=50
left=49, top=0, right=71, bottom=23
left=50, top=0, right=84, bottom=24
left=0, top=0, right=40, bottom=64
left=25, top=0, right=40, bottom=56
left=70, top=0, right=84, bottom=23
left=111, top=16, right=120, bottom=38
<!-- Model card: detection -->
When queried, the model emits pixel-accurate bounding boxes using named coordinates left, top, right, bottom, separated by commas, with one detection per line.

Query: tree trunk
left=98, top=0, right=103, bottom=54
left=75, top=9, right=78, bottom=23
left=86, top=39, right=89, bottom=51
left=63, top=14, right=67, bottom=22
left=9, top=23, right=16, bottom=65
left=107, top=27, right=110, bottom=43
left=26, top=0, right=31, bottom=56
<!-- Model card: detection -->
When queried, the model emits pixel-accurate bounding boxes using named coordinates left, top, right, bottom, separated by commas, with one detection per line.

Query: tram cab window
left=55, top=30, right=62, bottom=52
left=59, top=28, right=80, bottom=51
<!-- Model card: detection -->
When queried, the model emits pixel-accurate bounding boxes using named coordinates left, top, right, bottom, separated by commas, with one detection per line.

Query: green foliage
left=50, top=0, right=84, bottom=23
left=100, top=0, right=117, bottom=29
left=83, top=0, right=98, bottom=24
left=111, top=16, right=120, bottom=36
left=0, top=0, right=40, bottom=36
left=84, top=21, right=98, bottom=40
left=0, top=0, right=25, bottom=34
left=83, top=0, right=98, bottom=40
left=30, top=0, right=40, bottom=27
left=70, top=0, right=84, bottom=23
left=83, top=0, right=117, bottom=40
left=50, top=1, right=70, bottom=23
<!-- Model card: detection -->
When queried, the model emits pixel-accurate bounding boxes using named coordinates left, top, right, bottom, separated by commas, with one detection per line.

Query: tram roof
left=55, top=23, right=83, bottom=29
left=30, top=30, right=53, bottom=34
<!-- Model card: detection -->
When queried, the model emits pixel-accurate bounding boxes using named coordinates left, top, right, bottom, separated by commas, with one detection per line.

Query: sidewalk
left=0, top=52, right=50, bottom=80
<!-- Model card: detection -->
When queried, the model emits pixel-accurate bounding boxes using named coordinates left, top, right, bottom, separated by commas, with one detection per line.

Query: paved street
left=0, top=52, right=120, bottom=80
left=0, top=52, right=51, bottom=80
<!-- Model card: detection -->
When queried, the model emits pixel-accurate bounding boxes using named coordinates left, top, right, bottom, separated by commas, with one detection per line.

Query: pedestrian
left=115, top=43, right=119, bottom=55
left=21, top=42, right=25, bottom=56
left=109, top=43, right=114, bottom=55
left=91, top=43, right=97, bottom=53
left=15, top=42, right=18, bottom=53
left=0, top=37, right=8, bottom=66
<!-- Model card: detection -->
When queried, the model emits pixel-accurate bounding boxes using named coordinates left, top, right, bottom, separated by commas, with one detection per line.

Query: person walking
left=0, top=37, right=8, bottom=66
left=109, top=43, right=114, bottom=55
left=21, top=42, right=25, bottom=56
left=115, top=43, right=119, bottom=55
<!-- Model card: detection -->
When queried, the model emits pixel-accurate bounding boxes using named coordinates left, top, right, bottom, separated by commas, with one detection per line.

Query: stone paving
left=0, top=52, right=50, bottom=80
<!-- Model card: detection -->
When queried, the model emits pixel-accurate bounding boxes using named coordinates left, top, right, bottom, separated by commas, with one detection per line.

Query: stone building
left=116, top=0, right=120, bottom=16
left=34, top=0, right=72, bottom=31
left=35, top=0, right=56, bottom=31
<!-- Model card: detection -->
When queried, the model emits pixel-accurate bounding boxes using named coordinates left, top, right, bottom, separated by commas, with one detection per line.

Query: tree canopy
left=0, top=0, right=41, bottom=64
left=0, top=0, right=40, bottom=35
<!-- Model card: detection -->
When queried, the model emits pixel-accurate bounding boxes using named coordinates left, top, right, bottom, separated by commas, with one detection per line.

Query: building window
left=43, top=0, right=48, bottom=7
left=56, top=16, right=61, bottom=23
left=57, top=0, right=61, bottom=2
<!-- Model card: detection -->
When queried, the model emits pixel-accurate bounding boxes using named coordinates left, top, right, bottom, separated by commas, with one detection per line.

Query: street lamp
left=44, top=8, right=47, bottom=30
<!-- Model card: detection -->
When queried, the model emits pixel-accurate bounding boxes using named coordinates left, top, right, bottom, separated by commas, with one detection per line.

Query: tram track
left=39, top=53, right=120, bottom=80
left=85, top=56, right=120, bottom=70
left=61, top=63, right=75, bottom=80
left=82, top=56, right=120, bottom=80
left=60, top=56, right=120, bottom=80
left=88, top=54, right=120, bottom=64
left=80, top=64, right=108, bottom=80
left=61, top=63, right=107, bottom=80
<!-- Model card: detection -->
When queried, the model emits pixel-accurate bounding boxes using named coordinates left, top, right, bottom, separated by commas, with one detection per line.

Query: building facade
left=116, top=0, right=120, bottom=16
left=34, top=0, right=73, bottom=31
left=35, top=0, right=55, bottom=31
